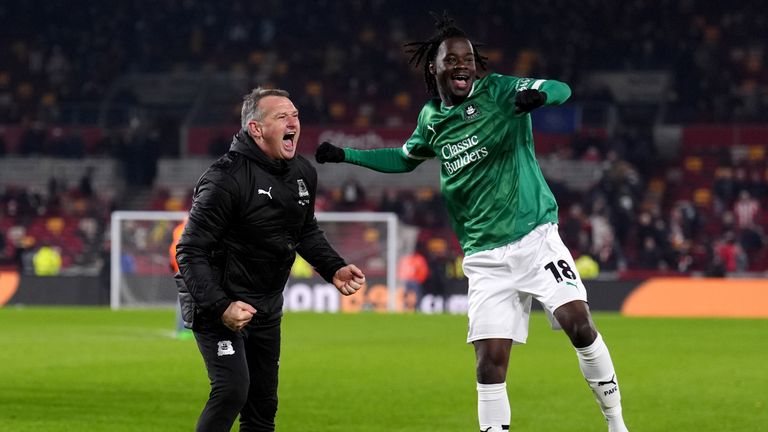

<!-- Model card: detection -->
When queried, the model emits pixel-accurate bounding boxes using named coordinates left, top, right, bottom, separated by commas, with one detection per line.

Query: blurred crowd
left=309, top=131, right=767, bottom=276
left=0, top=169, right=110, bottom=273
left=1, top=0, right=767, bottom=127
left=555, top=145, right=767, bottom=276
left=1, top=136, right=766, bottom=276
left=1, top=1, right=767, bottom=278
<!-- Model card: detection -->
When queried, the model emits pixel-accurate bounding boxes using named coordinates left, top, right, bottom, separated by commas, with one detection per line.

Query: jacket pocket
left=174, top=274, right=196, bottom=330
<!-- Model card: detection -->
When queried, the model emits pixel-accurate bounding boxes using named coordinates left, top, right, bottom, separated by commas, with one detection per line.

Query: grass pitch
left=0, top=307, right=765, bottom=431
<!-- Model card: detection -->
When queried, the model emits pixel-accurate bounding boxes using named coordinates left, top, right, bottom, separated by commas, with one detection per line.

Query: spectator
left=338, top=177, right=366, bottom=211
left=733, top=190, right=760, bottom=229
left=748, top=169, right=767, bottom=201
left=738, top=225, right=765, bottom=257
left=378, top=188, right=405, bottom=219
left=733, top=167, right=750, bottom=196
left=423, top=237, right=450, bottom=302
left=574, top=254, right=600, bottom=279
left=588, top=199, right=614, bottom=256
left=637, top=237, right=666, bottom=270
left=32, top=245, right=62, bottom=276
left=561, top=203, right=590, bottom=255
left=713, top=232, right=747, bottom=273
left=593, top=231, right=625, bottom=272
left=713, top=167, right=736, bottom=214
left=78, top=166, right=95, bottom=198
left=397, top=247, right=429, bottom=311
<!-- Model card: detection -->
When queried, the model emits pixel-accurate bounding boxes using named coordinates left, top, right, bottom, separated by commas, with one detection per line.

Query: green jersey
left=344, top=73, right=571, bottom=255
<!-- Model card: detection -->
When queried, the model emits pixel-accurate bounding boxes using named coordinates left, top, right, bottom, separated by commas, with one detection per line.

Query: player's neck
left=438, top=84, right=473, bottom=108
left=441, top=94, right=466, bottom=108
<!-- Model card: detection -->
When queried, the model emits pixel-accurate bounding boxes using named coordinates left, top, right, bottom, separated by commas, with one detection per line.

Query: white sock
left=575, top=333, right=628, bottom=432
left=477, top=382, right=510, bottom=431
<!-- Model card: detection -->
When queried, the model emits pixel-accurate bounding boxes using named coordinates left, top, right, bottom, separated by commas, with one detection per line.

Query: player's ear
left=428, top=62, right=436, bottom=76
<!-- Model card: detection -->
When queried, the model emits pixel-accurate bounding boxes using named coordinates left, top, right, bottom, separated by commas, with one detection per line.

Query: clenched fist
left=514, top=89, right=547, bottom=113
left=315, top=141, right=345, bottom=164
left=332, top=264, right=366, bottom=295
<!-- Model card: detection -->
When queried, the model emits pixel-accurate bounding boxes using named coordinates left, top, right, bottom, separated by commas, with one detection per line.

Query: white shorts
left=463, top=223, right=587, bottom=344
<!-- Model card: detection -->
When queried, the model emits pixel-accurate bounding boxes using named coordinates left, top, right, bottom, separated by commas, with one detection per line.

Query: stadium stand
left=0, top=1, right=766, bottom=277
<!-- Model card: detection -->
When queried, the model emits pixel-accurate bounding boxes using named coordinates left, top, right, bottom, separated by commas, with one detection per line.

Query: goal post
left=110, top=210, right=401, bottom=311
left=317, top=212, right=399, bottom=311
left=110, top=211, right=188, bottom=310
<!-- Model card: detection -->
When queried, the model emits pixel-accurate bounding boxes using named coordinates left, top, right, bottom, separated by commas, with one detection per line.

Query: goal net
left=110, top=211, right=408, bottom=311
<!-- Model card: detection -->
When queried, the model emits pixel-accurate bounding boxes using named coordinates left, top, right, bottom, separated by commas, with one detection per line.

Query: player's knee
left=564, top=319, right=597, bottom=348
left=476, top=358, right=507, bottom=383
left=211, top=380, right=249, bottom=410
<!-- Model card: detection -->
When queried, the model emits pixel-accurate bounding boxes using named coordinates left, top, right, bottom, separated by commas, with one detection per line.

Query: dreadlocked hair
left=403, top=11, right=488, bottom=97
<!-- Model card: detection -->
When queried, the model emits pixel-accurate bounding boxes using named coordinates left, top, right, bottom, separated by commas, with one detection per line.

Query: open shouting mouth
left=282, top=131, right=297, bottom=151
left=452, top=72, right=471, bottom=90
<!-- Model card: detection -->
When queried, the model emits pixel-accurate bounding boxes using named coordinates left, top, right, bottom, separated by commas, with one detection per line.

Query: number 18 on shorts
left=463, top=223, right=587, bottom=344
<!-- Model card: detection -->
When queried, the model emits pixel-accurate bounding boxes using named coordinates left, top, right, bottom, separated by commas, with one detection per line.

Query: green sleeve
left=540, top=80, right=571, bottom=105
left=343, top=147, right=423, bottom=173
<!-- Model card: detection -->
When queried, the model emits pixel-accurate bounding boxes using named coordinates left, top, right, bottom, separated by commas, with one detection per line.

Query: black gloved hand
left=315, top=141, right=345, bottom=164
left=514, top=89, right=547, bottom=113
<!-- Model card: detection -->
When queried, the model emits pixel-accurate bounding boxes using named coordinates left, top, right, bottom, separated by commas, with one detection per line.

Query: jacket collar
left=229, top=129, right=292, bottom=175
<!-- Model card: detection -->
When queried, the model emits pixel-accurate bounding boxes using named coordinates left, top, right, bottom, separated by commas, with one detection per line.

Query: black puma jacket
left=176, top=130, right=346, bottom=322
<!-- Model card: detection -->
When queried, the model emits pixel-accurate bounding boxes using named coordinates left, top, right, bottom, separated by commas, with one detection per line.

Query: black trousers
left=193, top=314, right=281, bottom=432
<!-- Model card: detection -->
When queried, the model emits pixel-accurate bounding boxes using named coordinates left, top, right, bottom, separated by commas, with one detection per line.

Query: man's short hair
left=241, top=87, right=290, bottom=130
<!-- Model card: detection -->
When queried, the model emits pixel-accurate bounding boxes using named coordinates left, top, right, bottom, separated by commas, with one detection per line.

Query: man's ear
left=247, top=120, right=261, bottom=139
left=428, top=62, right=436, bottom=76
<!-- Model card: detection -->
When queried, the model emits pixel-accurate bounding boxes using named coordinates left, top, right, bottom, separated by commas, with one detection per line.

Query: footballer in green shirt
left=315, top=13, right=629, bottom=432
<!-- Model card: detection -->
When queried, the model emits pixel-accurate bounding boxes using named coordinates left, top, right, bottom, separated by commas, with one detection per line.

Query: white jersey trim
left=440, top=81, right=477, bottom=111
left=402, top=143, right=433, bottom=160
left=532, top=79, right=546, bottom=90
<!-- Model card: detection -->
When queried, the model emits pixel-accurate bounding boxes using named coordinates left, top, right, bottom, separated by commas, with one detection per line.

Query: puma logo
left=258, top=187, right=272, bottom=199
left=598, top=375, right=617, bottom=386
left=427, top=123, right=435, bottom=134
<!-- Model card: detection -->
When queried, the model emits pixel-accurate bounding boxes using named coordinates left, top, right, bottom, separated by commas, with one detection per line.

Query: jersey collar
left=441, top=81, right=477, bottom=111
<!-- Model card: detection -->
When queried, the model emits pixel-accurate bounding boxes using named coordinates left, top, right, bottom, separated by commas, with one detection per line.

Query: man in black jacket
left=176, top=87, right=366, bottom=432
